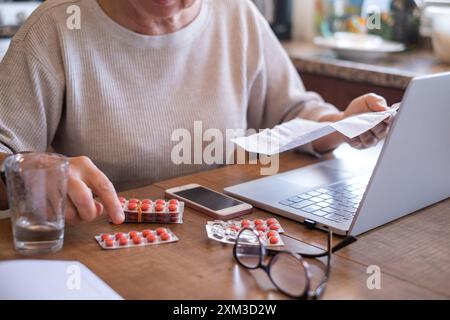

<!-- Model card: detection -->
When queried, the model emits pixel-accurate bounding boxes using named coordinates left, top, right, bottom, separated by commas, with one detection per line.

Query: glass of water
left=3, top=152, right=69, bottom=255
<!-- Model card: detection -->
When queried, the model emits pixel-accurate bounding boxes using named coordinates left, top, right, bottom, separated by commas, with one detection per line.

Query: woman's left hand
left=343, top=93, right=394, bottom=149
left=313, top=93, right=394, bottom=153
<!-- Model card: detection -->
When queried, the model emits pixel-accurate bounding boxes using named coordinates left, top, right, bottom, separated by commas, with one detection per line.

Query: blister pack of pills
left=205, top=218, right=285, bottom=247
left=95, top=228, right=178, bottom=250
left=118, top=197, right=184, bottom=224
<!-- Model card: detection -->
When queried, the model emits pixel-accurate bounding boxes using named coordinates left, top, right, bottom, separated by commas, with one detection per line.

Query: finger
left=383, top=114, right=395, bottom=125
left=45, top=181, right=63, bottom=222
left=68, top=177, right=98, bottom=222
left=359, top=131, right=378, bottom=148
left=65, top=199, right=83, bottom=225
left=95, top=200, right=104, bottom=218
left=342, top=135, right=353, bottom=144
left=371, top=123, right=389, bottom=140
left=349, top=138, right=364, bottom=149
left=84, top=166, right=124, bottom=224
left=365, top=93, right=389, bottom=112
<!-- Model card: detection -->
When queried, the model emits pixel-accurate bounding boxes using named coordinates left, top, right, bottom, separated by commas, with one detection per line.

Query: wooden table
left=0, top=146, right=449, bottom=300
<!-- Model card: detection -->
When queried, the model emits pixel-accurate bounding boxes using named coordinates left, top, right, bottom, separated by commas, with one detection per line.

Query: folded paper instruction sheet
left=232, top=104, right=399, bottom=155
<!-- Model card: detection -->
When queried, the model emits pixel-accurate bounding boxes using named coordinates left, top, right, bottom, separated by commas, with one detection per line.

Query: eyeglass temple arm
left=266, top=235, right=357, bottom=259
left=332, top=235, right=357, bottom=253
left=310, top=231, right=334, bottom=300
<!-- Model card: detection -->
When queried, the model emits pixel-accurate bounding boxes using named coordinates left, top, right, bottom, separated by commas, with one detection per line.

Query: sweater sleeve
left=246, top=7, right=340, bottom=158
left=0, top=40, right=65, bottom=154
left=247, top=16, right=339, bottom=129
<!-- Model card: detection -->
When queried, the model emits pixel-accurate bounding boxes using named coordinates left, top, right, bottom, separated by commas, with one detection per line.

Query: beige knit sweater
left=0, top=0, right=338, bottom=191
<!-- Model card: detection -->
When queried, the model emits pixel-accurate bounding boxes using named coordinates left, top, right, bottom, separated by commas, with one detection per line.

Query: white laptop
left=225, top=73, right=450, bottom=236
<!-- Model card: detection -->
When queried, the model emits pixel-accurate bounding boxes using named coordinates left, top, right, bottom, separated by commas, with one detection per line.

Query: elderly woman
left=0, top=0, right=391, bottom=224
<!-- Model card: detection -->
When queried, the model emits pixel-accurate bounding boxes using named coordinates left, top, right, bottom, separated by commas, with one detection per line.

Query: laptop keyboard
left=279, top=175, right=370, bottom=224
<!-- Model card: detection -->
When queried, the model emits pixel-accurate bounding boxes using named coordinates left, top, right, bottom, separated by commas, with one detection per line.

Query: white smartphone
left=165, top=184, right=252, bottom=220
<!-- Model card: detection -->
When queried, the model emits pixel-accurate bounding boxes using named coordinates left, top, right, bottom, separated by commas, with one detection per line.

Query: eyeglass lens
left=235, top=229, right=262, bottom=269
left=236, top=229, right=310, bottom=297
left=269, top=253, right=309, bottom=297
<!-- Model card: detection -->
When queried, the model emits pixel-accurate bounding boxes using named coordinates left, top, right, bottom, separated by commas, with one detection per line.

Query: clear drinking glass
left=3, top=153, right=69, bottom=255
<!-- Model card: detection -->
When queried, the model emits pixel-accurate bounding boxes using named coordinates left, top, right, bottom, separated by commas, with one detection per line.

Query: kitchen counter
left=283, top=41, right=450, bottom=90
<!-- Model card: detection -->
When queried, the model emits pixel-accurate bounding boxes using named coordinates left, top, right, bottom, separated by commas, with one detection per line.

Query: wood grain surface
left=0, top=147, right=448, bottom=300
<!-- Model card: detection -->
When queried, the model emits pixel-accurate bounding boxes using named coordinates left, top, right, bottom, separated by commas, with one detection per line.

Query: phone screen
left=173, top=187, right=243, bottom=211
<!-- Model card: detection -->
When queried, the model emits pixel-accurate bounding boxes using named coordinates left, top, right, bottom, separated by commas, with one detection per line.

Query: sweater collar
left=85, top=0, right=211, bottom=49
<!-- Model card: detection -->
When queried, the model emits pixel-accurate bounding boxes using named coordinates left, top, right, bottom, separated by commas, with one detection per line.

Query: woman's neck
left=97, top=0, right=202, bottom=36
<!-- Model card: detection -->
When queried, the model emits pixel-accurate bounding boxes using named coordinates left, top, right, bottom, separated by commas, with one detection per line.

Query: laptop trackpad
left=276, top=164, right=355, bottom=191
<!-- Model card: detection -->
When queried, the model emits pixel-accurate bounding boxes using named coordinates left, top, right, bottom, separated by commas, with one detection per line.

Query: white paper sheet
left=232, top=105, right=399, bottom=155
left=0, top=260, right=122, bottom=300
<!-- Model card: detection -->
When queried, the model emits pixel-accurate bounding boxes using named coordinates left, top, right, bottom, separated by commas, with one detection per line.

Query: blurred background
left=253, top=0, right=450, bottom=107
left=1, top=0, right=450, bottom=59
left=0, top=0, right=449, bottom=107
left=254, top=0, right=450, bottom=62
left=0, top=0, right=41, bottom=59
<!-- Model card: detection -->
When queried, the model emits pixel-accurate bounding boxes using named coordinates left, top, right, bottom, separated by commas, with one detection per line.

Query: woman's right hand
left=66, top=156, right=124, bottom=224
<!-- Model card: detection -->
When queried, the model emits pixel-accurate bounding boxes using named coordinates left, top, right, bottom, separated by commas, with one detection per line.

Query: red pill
left=129, top=231, right=138, bottom=239
left=127, top=202, right=138, bottom=210
left=267, top=230, right=278, bottom=238
left=230, top=225, right=240, bottom=232
left=119, top=197, right=126, bottom=203
left=241, top=222, right=250, bottom=229
left=105, top=239, right=115, bottom=247
left=133, top=236, right=142, bottom=245
left=156, top=199, right=165, bottom=204
left=119, top=238, right=129, bottom=246
left=169, top=199, right=179, bottom=205
left=241, top=219, right=250, bottom=226
left=269, top=236, right=279, bottom=245
left=269, top=224, right=280, bottom=231
left=101, top=234, right=111, bottom=241
left=156, top=228, right=166, bottom=236
left=266, top=218, right=278, bottom=226
left=160, top=232, right=171, bottom=241
left=155, top=204, right=165, bottom=212
left=141, top=203, right=151, bottom=211
left=256, top=225, right=267, bottom=232
left=146, top=234, right=157, bottom=243
left=129, top=198, right=140, bottom=203
left=254, top=219, right=264, bottom=226
left=141, top=199, right=152, bottom=204
left=142, top=230, right=152, bottom=237
left=115, top=233, right=126, bottom=240
left=168, top=204, right=178, bottom=212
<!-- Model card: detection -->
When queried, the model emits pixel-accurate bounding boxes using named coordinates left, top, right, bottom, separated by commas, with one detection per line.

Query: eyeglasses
left=233, top=228, right=355, bottom=299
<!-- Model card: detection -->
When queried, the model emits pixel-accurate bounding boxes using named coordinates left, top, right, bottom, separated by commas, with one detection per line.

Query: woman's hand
left=343, top=93, right=393, bottom=149
left=313, top=93, right=394, bottom=153
left=65, top=156, right=124, bottom=225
